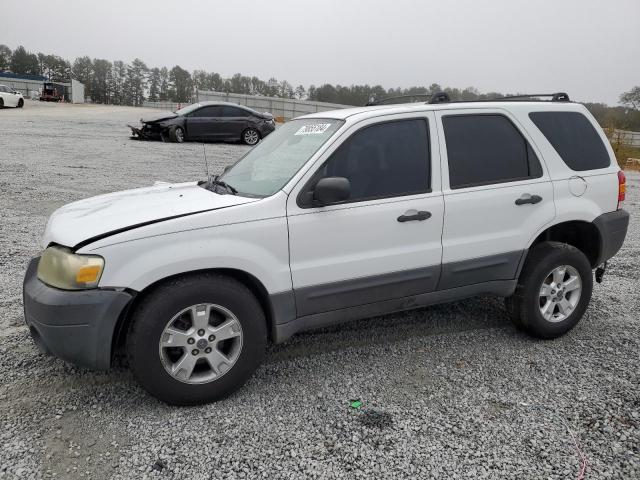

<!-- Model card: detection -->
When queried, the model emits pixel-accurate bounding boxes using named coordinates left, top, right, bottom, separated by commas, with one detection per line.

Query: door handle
left=397, top=210, right=431, bottom=222
left=515, top=194, right=542, bottom=205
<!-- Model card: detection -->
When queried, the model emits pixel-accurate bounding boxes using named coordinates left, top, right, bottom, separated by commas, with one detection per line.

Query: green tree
left=0, top=44, right=11, bottom=71
left=10, top=45, right=40, bottom=75
left=123, top=58, right=148, bottom=106
left=109, top=61, right=127, bottom=105
left=620, top=86, right=640, bottom=110
left=91, top=59, right=112, bottom=103
left=72, top=56, right=93, bottom=97
left=169, top=66, right=193, bottom=102
left=148, top=67, right=161, bottom=102
left=159, top=67, right=170, bottom=101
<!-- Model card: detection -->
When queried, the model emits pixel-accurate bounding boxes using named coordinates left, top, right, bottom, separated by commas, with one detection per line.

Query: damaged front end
left=128, top=121, right=165, bottom=141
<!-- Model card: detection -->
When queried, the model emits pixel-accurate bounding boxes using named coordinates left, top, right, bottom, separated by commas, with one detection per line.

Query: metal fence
left=143, top=91, right=350, bottom=120
left=0, top=77, right=45, bottom=99
left=613, top=129, right=640, bottom=148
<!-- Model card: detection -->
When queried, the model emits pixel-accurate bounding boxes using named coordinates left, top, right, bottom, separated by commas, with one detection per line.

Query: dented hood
left=140, top=111, right=178, bottom=123
left=42, top=182, right=256, bottom=249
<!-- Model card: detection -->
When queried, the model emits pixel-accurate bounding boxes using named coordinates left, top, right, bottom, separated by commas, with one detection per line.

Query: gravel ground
left=0, top=101, right=638, bottom=479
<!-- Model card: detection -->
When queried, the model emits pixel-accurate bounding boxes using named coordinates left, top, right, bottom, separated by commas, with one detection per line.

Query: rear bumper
left=594, top=209, right=630, bottom=265
left=23, top=257, right=133, bottom=370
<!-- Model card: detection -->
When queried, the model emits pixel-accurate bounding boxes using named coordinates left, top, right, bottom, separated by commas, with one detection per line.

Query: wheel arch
left=111, top=267, right=277, bottom=364
left=526, top=220, right=602, bottom=268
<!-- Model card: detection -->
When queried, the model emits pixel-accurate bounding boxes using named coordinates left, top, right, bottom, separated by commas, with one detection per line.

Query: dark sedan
left=129, top=101, right=276, bottom=145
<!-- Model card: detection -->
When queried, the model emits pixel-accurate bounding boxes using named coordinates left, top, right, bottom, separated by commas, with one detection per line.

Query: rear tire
left=0, top=98, right=4, bottom=108
left=168, top=125, right=185, bottom=143
left=127, top=274, right=267, bottom=405
left=505, top=241, right=593, bottom=339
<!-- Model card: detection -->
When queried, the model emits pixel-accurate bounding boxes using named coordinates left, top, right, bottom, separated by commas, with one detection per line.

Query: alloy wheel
left=538, top=265, right=582, bottom=322
left=244, top=129, right=259, bottom=145
left=158, top=303, right=243, bottom=384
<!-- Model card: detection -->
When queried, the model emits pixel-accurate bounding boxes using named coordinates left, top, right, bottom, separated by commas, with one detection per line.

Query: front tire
left=17, top=98, right=24, bottom=108
left=127, top=274, right=267, bottom=405
left=242, top=128, right=260, bottom=146
left=505, top=241, right=593, bottom=339
left=168, top=125, right=185, bottom=143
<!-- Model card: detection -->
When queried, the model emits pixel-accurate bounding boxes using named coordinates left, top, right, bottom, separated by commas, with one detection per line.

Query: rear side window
left=443, top=114, right=542, bottom=189
left=307, top=118, right=430, bottom=203
left=529, top=112, right=610, bottom=171
left=222, top=106, right=251, bottom=117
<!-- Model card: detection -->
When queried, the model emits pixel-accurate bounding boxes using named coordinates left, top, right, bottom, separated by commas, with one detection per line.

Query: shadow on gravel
left=266, top=295, right=510, bottom=363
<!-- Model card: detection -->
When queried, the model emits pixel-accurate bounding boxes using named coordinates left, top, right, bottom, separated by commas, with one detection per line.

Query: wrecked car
left=129, top=101, right=276, bottom=145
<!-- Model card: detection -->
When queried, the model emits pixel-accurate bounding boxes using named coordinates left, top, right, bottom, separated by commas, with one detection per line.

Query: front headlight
left=37, top=246, right=105, bottom=290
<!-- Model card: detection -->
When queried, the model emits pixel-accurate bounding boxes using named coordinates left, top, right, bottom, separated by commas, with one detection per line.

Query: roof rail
left=365, top=94, right=432, bottom=106
left=494, top=92, right=571, bottom=102
left=365, top=92, right=451, bottom=107
left=365, top=91, right=570, bottom=107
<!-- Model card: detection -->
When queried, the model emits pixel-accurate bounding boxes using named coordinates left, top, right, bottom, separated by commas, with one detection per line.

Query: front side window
left=190, top=106, right=223, bottom=117
left=220, top=119, right=343, bottom=197
left=304, top=119, right=431, bottom=204
left=443, top=114, right=542, bottom=189
left=529, top=111, right=610, bottom=171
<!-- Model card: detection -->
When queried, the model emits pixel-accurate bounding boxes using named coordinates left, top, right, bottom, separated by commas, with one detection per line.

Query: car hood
left=140, top=111, right=178, bottom=123
left=42, top=182, right=257, bottom=249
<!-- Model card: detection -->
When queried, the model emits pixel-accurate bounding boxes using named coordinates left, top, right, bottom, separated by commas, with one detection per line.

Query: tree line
left=1, top=44, right=639, bottom=129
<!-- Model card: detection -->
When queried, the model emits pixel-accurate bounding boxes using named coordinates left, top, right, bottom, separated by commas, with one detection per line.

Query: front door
left=286, top=114, right=444, bottom=316
left=435, top=109, right=555, bottom=289
left=186, top=105, right=224, bottom=140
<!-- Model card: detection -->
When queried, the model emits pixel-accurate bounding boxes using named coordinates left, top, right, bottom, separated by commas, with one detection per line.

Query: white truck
left=24, top=93, right=629, bottom=405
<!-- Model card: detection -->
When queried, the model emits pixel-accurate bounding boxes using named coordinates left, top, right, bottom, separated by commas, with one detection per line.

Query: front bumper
left=23, top=257, right=133, bottom=370
left=128, top=124, right=162, bottom=140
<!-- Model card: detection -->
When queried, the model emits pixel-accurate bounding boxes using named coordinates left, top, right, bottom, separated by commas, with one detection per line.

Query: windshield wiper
left=208, top=175, right=237, bottom=195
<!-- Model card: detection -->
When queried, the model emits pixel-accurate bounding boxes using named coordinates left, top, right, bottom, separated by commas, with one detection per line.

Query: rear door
left=435, top=109, right=555, bottom=289
left=220, top=106, right=252, bottom=140
left=286, top=113, right=444, bottom=316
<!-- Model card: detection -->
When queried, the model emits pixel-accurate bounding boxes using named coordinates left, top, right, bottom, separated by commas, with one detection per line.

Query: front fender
left=91, top=216, right=292, bottom=295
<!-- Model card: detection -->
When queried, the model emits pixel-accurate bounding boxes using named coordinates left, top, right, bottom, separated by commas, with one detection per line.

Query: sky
left=3, top=0, right=639, bottom=105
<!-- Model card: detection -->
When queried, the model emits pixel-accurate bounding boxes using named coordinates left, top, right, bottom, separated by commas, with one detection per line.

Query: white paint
left=0, top=84, right=23, bottom=107
left=39, top=100, right=622, bottom=298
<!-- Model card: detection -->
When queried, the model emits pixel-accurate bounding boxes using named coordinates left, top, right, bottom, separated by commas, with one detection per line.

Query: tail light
left=617, top=170, right=626, bottom=210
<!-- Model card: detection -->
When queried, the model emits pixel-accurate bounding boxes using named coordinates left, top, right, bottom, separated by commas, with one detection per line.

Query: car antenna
left=203, top=143, right=212, bottom=183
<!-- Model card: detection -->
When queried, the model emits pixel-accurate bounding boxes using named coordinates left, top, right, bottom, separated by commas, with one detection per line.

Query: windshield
left=175, top=103, right=201, bottom=116
left=220, top=118, right=344, bottom=197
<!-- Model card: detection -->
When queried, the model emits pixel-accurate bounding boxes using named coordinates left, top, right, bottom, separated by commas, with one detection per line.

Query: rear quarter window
left=529, top=111, right=610, bottom=171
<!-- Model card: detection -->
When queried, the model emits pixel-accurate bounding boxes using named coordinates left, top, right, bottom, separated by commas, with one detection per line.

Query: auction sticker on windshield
left=294, top=123, right=332, bottom=135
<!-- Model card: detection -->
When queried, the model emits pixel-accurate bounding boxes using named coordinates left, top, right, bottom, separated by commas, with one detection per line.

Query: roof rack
left=365, top=94, right=432, bottom=106
left=491, top=92, right=571, bottom=102
left=365, top=91, right=570, bottom=107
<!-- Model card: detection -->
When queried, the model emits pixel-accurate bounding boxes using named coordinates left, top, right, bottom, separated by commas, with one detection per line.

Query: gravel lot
left=0, top=101, right=638, bottom=479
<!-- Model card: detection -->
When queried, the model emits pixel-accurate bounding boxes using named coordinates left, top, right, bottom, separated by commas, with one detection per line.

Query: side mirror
left=313, top=177, right=351, bottom=206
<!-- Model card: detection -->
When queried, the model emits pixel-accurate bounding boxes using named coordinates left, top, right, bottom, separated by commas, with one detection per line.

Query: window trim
left=296, top=117, right=432, bottom=209
left=441, top=113, right=544, bottom=190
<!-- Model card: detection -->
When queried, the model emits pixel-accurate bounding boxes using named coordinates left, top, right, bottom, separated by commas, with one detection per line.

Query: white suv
left=23, top=93, right=629, bottom=405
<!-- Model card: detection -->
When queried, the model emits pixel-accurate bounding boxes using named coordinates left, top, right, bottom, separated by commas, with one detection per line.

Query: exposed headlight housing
left=37, top=246, right=105, bottom=290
